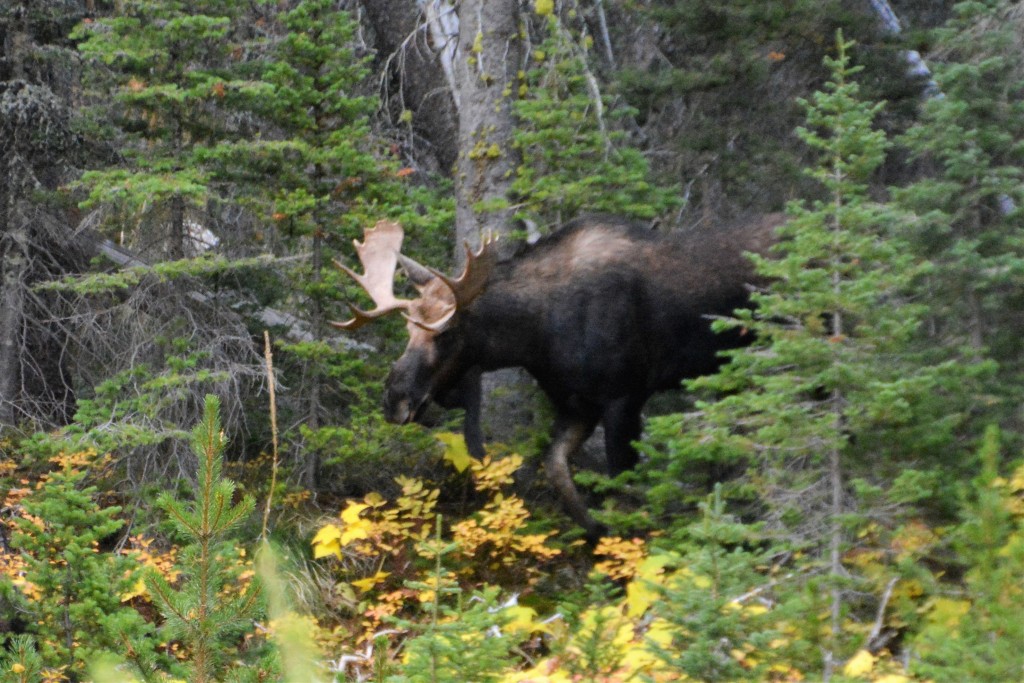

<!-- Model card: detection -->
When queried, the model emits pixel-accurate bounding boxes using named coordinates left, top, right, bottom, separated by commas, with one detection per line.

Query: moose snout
left=383, top=396, right=414, bottom=425
left=383, top=382, right=430, bottom=425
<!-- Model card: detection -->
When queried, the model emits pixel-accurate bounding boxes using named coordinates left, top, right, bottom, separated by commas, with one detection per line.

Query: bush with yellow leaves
left=311, top=435, right=563, bottom=674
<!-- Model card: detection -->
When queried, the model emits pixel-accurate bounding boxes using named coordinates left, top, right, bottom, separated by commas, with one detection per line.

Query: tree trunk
left=452, top=0, right=521, bottom=253
left=360, top=0, right=460, bottom=175
left=0, top=171, right=27, bottom=427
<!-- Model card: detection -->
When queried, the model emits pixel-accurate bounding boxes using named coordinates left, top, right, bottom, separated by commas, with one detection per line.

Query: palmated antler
left=399, top=232, right=500, bottom=331
left=437, top=231, right=500, bottom=309
left=334, top=222, right=500, bottom=332
left=331, top=220, right=409, bottom=330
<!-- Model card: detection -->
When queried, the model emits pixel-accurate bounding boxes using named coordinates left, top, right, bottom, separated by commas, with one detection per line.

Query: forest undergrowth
left=2, top=0, right=1024, bottom=681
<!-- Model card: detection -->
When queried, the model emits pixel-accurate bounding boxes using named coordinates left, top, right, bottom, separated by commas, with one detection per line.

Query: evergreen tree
left=203, top=0, right=454, bottom=489
left=54, top=0, right=272, bottom=479
left=645, top=34, right=958, bottom=677
left=146, top=395, right=261, bottom=683
left=646, top=487, right=781, bottom=682
left=72, top=0, right=266, bottom=260
left=513, top=7, right=678, bottom=225
left=9, top=452, right=156, bottom=679
left=893, top=0, right=1024, bottom=429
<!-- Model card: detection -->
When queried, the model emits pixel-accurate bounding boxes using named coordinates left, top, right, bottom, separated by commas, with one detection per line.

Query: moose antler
left=334, top=222, right=500, bottom=332
left=395, top=231, right=499, bottom=332
left=435, top=231, right=500, bottom=309
left=331, top=220, right=410, bottom=330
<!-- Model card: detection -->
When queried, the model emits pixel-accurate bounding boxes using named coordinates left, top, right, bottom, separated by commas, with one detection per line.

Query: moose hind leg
left=602, top=397, right=643, bottom=476
left=545, top=415, right=603, bottom=541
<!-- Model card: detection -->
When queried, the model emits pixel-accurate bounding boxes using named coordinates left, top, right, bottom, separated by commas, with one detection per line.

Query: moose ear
left=397, top=253, right=436, bottom=287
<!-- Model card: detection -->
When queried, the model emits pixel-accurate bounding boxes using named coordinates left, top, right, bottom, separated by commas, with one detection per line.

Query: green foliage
left=384, top=519, right=517, bottom=683
left=913, top=425, right=1024, bottom=681
left=20, top=341, right=228, bottom=464
left=8, top=451, right=155, bottom=679
left=713, top=34, right=950, bottom=510
left=893, top=0, right=1024, bottom=425
left=146, top=395, right=262, bottom=683
left=512, top=11, right=679, bottom=224
left=646, top=33, right=959, bottom=529
left=645, top=487, right=782, bottom=681
left=72, top=0, right=264, bottom=221
left=635, top=33, right=967, bottom=675
left=616, top=0, right=850, bottom=209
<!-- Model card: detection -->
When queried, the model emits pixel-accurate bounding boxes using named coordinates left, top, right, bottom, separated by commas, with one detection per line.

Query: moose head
left=331, top=220, right=497, bottom=429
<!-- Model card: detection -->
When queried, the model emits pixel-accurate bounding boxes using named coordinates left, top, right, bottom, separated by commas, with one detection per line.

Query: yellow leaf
left=843, top=649, right=875, bottom=678
left=626, top=576, right=659, bottom=617
left=535, top=0, right=553, bottom=16
left=311, top=524, right=343, bottom=559
left=340, top=502, right=369, bottom=524
left=436, top=432, right=474, bottom=473
left=120, top=578, right=148, bottom=602
left=10, top=663, right=25, bottom=674
left=620, top=643, right=662, bottom=674
left=338, top=502, right=373, bottom=545
left=875, top=675, right=911, bottom=683
left=636, top=553, right=674, bottom=581
left=504, top=605, right=548, bottom=635
left=351, top=570, right=389, bottom=592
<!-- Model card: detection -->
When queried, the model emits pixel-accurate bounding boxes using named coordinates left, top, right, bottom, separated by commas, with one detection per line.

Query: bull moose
left=333, top=214, right=782, bottom=539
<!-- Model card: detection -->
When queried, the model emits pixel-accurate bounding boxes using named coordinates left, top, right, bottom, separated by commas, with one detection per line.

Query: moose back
left=334, top=214, right=782, bottom=539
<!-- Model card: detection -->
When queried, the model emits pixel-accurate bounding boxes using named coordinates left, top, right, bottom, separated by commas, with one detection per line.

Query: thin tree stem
left=261, top=330, right=280, bottom=540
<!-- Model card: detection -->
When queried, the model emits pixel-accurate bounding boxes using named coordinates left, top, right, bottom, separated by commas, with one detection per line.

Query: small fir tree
left=913, top=426, right=1024, bottom=681
left=646, top=33, right=957, bottom=677
left=146, top=394, right=262, bottom=683
left=385, top=518, right=517, bottom=683
left=645, top=486, right=782, bottom=682
left=9, top=451, right=156, bottom=680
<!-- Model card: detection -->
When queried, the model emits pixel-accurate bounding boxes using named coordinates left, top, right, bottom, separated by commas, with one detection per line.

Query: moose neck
left=460, top=275, right=546, bottom=373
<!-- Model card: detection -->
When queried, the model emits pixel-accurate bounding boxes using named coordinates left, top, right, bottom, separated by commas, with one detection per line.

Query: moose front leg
left=546, top=415, right=603, bottom=542
left=457, top=368, right=485, bottom=459
left=602, top=397, right=644, bottom=476
left=435, top=367, right=486, bottom=459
